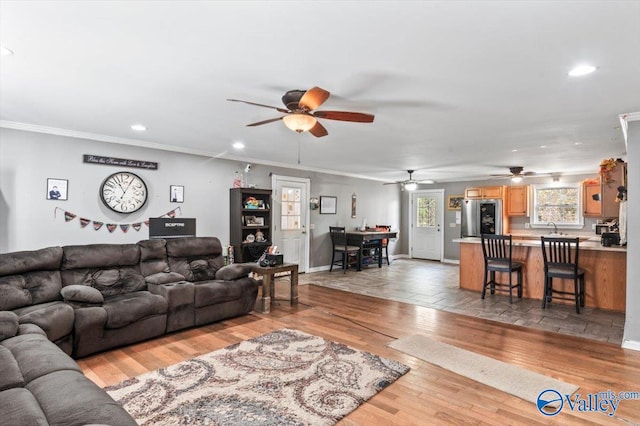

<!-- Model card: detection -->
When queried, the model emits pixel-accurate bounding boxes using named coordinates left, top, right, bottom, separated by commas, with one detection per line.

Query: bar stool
left=480, top=234, right=523, bottom=304
left=375, top=225, right=391, bottom=265
left=540, top=237, right=585, bottom=314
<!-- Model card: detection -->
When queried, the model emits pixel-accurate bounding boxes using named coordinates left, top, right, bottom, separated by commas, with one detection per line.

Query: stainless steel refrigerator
left=461, top=199, right=503, bottom=237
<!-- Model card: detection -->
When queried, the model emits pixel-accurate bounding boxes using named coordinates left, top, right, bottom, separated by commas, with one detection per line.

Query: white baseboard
left=307, top=265, right=332, bottom=273
left=622, top=339, right=640, bottom=351
left=392, top=254, right=411, bottom=259
left=443, top=258, right=460, bottom=265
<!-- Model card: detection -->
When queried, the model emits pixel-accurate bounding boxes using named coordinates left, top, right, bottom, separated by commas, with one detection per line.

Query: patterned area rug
left=106, top=328, right=409, bottom=425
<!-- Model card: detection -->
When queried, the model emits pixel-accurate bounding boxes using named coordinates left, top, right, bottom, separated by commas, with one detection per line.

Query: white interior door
left=410, top=190, right=444, bottom=261
left=271, top=175, right=310, bottom=272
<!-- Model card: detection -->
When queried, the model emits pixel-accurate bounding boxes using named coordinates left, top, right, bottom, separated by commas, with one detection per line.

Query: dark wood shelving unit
left=230, top=188, right=272, bottom=262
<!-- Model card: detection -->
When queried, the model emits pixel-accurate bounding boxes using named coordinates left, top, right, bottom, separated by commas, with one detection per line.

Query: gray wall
left=0, top=128, right=401, bottom=269
left=624, top=120, right=639, bottom=347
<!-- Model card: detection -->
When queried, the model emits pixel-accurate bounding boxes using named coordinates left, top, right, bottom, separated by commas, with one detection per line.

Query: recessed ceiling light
left=568, top=64, right=596, bottom=77
left=511, top=149, right=518, bottom=152
left=540, top=145, right=547, bottom=149
left=1, top=46, right=14, bottom=56
left=232, top=142, right=245, bottom=149
left=130, top=124, right=147, bottom=131
left=574, top=142, right=582, bottom=145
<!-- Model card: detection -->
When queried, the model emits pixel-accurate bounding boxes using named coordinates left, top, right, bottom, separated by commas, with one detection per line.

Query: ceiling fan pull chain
left=297, top=135, right=301, bottom=164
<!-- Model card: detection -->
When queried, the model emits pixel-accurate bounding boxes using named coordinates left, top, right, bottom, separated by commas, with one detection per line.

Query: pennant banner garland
left=54, top=207, right=181, bottom=234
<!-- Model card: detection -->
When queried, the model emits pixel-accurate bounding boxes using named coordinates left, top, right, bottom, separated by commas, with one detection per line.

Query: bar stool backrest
left=481, top=234, right=513, bottom=264
left=540, top=237, right=580, bottom=274
left=329, top=226, right=348, bottom=249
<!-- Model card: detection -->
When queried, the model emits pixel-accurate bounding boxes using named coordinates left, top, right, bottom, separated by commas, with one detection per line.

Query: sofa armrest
left=145, top=271, right=186, bottom=285
left=0, top=311, right=19, bottom=341
left=61, top=285, right=104, bottom=308
left=215, top=263, right=252, bottom=281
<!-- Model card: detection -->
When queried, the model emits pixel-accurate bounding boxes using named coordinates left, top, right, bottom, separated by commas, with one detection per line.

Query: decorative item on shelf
left=616, top=186, right=627, bottom=202
left=244, top=196, right=259, bottom=209
left=599, top=158, right=622, bottom=184
left=583, top=177, right=600, bottom=185
left=309, top=196, right=319, bottom=210
left=255, top=230, right=265, bottom=242
left=245, top=233, right=255, bottom=243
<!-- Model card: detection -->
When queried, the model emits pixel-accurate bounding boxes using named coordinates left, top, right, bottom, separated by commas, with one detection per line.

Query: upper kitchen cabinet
left=583, top=161, right=627, bottom=218
left=506, top=185, right=529, bottom=216
left=465, top=186, right=504, bottom=199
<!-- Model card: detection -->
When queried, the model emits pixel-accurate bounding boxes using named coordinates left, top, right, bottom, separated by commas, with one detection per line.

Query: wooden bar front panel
left=459, top=242, right=626, bottom=312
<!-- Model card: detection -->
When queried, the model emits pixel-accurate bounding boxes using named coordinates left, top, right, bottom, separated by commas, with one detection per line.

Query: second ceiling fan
left=227, top=86, right=374, bottom=137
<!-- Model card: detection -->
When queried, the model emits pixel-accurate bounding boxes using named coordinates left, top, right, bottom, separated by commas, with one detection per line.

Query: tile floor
left=296, top=258, right=625, bottom=344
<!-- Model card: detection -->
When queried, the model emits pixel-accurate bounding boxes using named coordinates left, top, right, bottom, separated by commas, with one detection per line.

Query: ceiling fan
left=491, top=166, right=536, bottom=183
left=383, top=170, right=435, bottom=191
left=227, top=86, right=374, bottom=137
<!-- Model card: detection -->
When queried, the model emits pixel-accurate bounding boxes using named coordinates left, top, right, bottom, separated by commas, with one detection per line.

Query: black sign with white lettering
left=83, top=154, right=158, bottom=170
left=149, top=218, right=196, bottom=239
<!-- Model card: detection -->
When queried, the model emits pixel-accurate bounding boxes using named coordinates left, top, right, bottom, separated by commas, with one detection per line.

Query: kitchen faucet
left=547, top=222, right=558, bottom=234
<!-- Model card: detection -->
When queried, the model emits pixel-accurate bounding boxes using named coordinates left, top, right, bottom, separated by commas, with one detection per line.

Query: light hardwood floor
left=79, top=283, right=640, bottom=425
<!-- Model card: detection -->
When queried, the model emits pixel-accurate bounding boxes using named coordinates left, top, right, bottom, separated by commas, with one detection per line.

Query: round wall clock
left=100, top=171, right=148, bottom=213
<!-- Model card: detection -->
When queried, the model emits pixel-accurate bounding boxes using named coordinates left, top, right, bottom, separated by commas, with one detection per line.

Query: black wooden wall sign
left=83, top=154, right=158, bottom=170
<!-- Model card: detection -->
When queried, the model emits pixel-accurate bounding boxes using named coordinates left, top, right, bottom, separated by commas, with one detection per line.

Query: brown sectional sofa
left=0, top=236, right=259, bottom=424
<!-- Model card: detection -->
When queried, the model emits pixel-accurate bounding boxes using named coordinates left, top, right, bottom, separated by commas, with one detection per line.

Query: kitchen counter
left=456, top=237, right=626, bottom=312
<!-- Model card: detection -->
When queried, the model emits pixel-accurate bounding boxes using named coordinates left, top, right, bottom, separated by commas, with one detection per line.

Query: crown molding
left=619, top=112, right=640, bottom=151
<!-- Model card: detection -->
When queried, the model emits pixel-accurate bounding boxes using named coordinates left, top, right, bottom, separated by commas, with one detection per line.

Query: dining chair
left=329, top=226, right=361, bottom=273
left=540, top=236, right=585, bottom=314
left=375, top=225, right=391, bottom=265
left=480, top=234, right=523, bottom=304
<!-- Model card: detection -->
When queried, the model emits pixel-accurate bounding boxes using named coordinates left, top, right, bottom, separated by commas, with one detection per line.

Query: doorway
left=409, top=189, right=444, bottom=261
left=271, top=175, right=310, bottom=272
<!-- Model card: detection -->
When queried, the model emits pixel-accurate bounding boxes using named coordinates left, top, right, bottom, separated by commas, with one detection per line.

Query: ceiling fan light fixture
left=283, top=113, right=317, bottom=133
left=404, top=182, right=418, bottom=191
left=511, top=175, right=523, bottom=183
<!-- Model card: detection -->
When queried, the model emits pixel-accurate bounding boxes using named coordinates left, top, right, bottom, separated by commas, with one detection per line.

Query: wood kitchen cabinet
left=465, top=186, right=503, bottom=199
left=507, top=185, right=529, bottom=216
left=583, top=162, right=626, bottom=218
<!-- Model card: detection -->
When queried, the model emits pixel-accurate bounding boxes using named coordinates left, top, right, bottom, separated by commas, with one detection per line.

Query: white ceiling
left=1, top=1, right=638, bottom=184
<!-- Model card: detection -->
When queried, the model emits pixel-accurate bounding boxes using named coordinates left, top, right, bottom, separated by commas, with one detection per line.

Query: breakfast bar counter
left=455, top=237, right=627, bottom=312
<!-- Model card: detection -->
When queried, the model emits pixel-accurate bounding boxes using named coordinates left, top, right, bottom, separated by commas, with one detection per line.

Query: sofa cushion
left=145, top=271, right=185, bottom=285
left=166, top=237, right=225, bottom=282
left=12, top=302, right=75, bottom=343
left=102, top=291, right=168, bottom=329
left=0, top=345, right=24, bottom=391
left=61, top=285, right=104, bottom=306
left=0, top=247, right=62, bottom=277
left=0, top=388, right=48, bottom=426
left=215, top=263, right=252, bottom=281
left=0, top=270, right=64, bottom=311
left=0, top=311, right=19, bottom=341
left=62, top=243, right=140, bottom=269
left=194, top=281, right=244, bottom=307
left=138, top=239, right=171, bottom=276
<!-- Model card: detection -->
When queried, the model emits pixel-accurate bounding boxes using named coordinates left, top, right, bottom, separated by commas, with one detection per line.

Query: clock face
left=100, top=171, right=148, bottom=213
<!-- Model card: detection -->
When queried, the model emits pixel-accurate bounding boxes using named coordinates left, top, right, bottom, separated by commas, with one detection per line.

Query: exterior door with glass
left=410, top=190, right=444, bottom=260
left=271, top=175, right=310, bottom=272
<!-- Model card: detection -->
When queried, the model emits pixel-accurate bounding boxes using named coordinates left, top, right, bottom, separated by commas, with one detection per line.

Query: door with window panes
left=272, top=176, right=308, bottom=271
left=410, top=190, right=443, bottom=260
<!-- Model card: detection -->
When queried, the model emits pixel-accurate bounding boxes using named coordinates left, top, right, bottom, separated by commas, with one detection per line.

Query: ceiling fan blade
left=313, top=110, right=375, bottom=123
left=227, top=99, right=290, bottom=113
left=299, top=87, right=330, bottom=110
left=246, top=117, right=284, bottom=127
left=309, top=121, right=328, bottom=137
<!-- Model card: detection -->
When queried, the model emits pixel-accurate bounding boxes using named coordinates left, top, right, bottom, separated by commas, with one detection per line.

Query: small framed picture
left=47, top=178, right=68, bottom=200
left=320, top=196, right=337, bottom=214
left=447, top=195, right=464, bottom=210
left=170, top=185, right=184, bottom=203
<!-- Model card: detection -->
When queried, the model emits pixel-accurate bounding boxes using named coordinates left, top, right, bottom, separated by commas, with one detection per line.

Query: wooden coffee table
left=250, top=263, right=298, bottom=313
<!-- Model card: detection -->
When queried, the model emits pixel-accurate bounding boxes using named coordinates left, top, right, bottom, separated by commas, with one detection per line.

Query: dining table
left=346, top=230, right=398, bottom=271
